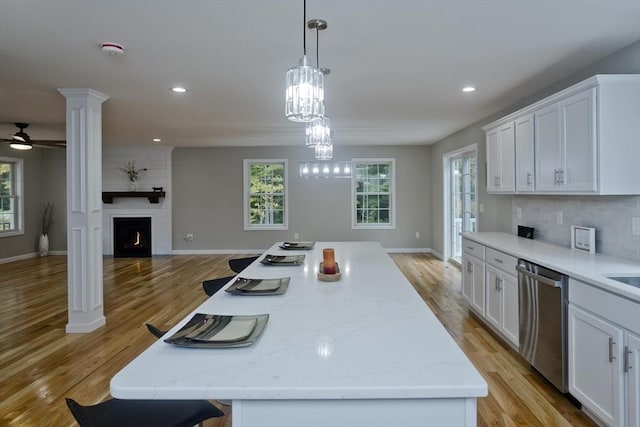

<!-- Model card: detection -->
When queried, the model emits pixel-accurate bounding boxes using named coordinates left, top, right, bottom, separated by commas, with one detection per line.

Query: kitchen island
left=111, top=241, right=487, bottom=427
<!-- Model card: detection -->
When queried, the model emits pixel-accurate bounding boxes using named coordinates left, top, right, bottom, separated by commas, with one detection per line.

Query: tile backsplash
left=512, top=195, right=640, bottom=263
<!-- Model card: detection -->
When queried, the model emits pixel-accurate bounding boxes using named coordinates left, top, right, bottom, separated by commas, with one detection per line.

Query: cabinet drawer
left=486, top=248, right=518, bottom=274
left=569, top=278, right=640, bottom=334
left=462, top=239, right=485, bottom=260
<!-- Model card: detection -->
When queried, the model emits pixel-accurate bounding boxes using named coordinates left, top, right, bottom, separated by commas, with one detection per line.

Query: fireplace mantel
left=102, top=191, right=166, bottom=204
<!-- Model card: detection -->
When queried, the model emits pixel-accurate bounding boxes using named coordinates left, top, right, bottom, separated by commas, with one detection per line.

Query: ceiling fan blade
left=31, top=139, right=66, bottom=148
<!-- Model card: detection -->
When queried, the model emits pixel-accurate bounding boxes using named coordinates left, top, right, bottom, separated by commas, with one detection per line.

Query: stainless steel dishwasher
left=517, top=259, right=569, bottom=393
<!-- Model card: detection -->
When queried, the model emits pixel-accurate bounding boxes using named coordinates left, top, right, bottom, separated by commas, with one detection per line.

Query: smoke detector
left=101, top=42, right=125, bottom=56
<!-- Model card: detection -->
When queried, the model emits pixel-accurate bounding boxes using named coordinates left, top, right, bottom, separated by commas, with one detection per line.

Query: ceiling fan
left=1, top=123, right=66, bottom=150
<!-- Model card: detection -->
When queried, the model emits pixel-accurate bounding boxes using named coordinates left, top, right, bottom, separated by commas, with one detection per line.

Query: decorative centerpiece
left=318, top=248, right=341, bottom=281
left=119, top=160, right=147, bottom=192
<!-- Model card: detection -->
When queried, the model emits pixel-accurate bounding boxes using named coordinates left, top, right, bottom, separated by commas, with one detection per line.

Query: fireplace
left=113, top=217, right=152, bottom=258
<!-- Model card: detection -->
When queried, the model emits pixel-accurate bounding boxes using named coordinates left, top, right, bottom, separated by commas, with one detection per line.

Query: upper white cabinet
left=515, top=114, right=535, bottom=192
left=486, top=122, right=515, bottom=193
left=484, top=74, right=640, bottom=195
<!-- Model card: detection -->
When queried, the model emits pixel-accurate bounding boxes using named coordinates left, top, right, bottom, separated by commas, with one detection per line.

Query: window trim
left=0, top=156, right=25, bottom=237
left=243, top=159, right=288, bottom=231
left=351, top=158, right=396, bottom=230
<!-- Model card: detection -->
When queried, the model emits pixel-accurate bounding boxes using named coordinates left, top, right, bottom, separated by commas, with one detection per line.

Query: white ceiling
left=1, top=0, right=639, bottom=148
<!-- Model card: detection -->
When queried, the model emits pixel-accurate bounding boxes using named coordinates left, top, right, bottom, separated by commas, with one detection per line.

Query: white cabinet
left=461, top=238, right=485, bottom=316
left=515, top=114, right=535, bottom=192
left=461, top=238, right=518, bottom=348
left=569, top=278, right=640, bottom=426
left=568, top=304, right=623, bottom=426
left=535, top=88, right=597, bottom=193
left=485, top=249, right=519, bottom=347
left=627, top=332, right=640, bottom=427
left=486, top=122, right=515, bottom=193
left=484, top=74, right=640, bottom=195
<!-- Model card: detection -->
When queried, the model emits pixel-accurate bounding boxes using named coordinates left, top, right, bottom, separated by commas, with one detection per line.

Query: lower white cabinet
left=568, top=304, right=624, bottom=426
left=627, top=332, right=640, bottom=427
left=461, top=239, right=518, bottom=348
left=462, top=254, right=485, bottom=316
left=486, top=264, right=519, bottom=347
left=569, top=279, right=640, bottom=427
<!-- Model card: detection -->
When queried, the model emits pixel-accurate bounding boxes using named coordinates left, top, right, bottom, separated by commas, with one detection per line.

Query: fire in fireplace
left=113, top=217, right=152, bottom=258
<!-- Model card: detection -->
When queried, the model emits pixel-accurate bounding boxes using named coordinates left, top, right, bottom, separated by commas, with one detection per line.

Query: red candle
left=322, top=248, right=336, bottom=274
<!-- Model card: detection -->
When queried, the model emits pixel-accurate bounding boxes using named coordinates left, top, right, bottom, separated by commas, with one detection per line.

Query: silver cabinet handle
left=554, top=169, right=559, bottom=185
left=559, top=169, right=564, bottom=184
left=466, top=246, right=474, bottom=250
left=498, top=278, right=502, bottom=291
left=625, top=346, right=633, bottom=373
left=494, top=176, right=500, bottom=187
left=493, top=258, right=503, bottom=264
left=467, top=261, right=473, bottom=274
left=609, top=337, right=616, bottom=363
left=526, top=172, right=532, bottom=186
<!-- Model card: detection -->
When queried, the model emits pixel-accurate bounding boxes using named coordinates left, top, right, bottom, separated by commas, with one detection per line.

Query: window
left=352, top=158, right=395, bottom=229
left=0, top=157, right=24, bottom=237
left=243, top=159, right=288, bottom=230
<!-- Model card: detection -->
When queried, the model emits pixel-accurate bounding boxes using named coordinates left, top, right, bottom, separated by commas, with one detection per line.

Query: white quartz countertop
left=462, top=232, right=640, bottom=302
left=111, top=241, right=487, bottom=400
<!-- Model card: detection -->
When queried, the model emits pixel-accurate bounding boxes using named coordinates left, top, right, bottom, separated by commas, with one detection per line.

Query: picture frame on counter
left=571, top=225, right=596, bottom=254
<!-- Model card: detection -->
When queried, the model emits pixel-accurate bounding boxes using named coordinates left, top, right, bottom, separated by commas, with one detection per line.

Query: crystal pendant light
left=306, top=116, right=331, bottom=147
left=285, top=0, right=324, bottom=122
left=315, top=143, right=333, bottom=160
left=305, top=19, right=331, bottom=146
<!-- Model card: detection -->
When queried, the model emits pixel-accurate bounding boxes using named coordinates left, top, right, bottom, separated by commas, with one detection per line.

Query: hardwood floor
left=0, top=253, right=596, bottom=426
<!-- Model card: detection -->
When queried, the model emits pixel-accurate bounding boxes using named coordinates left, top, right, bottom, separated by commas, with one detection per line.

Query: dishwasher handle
left=516, top=264, right=563, bottom=288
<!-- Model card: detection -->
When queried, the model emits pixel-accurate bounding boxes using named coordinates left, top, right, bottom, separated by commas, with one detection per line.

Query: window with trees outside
left=243, top=159, right=288, bottom=230
left=352, top=158, right=395, bottom=229
left=0, top=157, right=24, bottom=237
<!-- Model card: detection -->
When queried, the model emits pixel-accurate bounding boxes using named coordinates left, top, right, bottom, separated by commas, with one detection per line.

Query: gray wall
left=172, top=145, right=431, bottom=251
left=428, top=39, right=640, bottom=260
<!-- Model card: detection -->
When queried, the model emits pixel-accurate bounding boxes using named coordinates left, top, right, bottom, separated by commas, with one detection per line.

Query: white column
left=58, top=88, right=109, bottom=333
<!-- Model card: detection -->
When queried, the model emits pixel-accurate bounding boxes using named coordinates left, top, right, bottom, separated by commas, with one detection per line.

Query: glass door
left=445, top=147, right=477, bottom=264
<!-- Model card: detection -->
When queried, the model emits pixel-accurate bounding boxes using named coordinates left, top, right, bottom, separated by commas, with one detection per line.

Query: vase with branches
left=119, top=161, right=147, bottom=191
left=39, top=202, right=53, bottom=257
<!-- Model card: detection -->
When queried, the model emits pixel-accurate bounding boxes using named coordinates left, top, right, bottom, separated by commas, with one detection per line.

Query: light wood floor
left=0, top=253, right=596, bottom=426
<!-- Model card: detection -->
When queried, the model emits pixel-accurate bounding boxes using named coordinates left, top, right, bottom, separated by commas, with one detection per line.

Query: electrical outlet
left=516, top=207, right=522, bottom=219
left=294, top=232, right=299, bottom=239
left=415, top=231, right=420, bottom=239
left=185, top=233, right=194, bottom=241
left=556, top=211, right=563, bottom=225
left=633, top=217, right=640, bottom=235
left=479, top=203, right=484, bottom=213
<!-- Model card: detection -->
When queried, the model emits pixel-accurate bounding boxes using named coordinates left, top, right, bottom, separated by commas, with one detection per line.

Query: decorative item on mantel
left=119, top=160, right=147, bottom=191
left=318, top=247, right=341, bottom=281
left=39, top=202, right=53, bottom=257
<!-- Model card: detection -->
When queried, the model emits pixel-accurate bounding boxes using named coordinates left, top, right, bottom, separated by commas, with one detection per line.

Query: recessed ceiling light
left=462, top=86, right=476, bottom=93
left=171, top=87, right=187, bottom=93
left=152, top=138, right=161, bottom=142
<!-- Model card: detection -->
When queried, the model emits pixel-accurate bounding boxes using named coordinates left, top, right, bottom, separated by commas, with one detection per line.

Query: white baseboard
left=385, top=248, right=432, bottom=254
left=0, top=252, right=38, bottom=264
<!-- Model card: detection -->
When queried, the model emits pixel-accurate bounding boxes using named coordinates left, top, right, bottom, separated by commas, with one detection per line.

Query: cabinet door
left=486, top=128, right=500, bottom=192
left=515, top=114, right=535, bottom=192
left=627, top=331, right=640, bottom=427
left=485, top=266, right=501, bottom=330
left=561, top=88, right=597, bottom=192
left=568, top=304, right=624, bottom=427
left=535, top=103, right=562, bottom=191
left=497, top=122, right=515, bottom=192
left=470, top=256, right=485, bottom=315
left=501, top=273, right=519, bottom=346
left=461, top=256, right=474, bottom=304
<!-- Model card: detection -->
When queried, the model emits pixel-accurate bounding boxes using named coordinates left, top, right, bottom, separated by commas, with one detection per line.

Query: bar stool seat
left=65, top=397, right=224, bottom=427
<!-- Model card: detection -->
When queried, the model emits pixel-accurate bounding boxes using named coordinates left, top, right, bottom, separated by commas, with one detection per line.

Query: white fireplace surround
left=102, top=146, right=173, bottom=256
